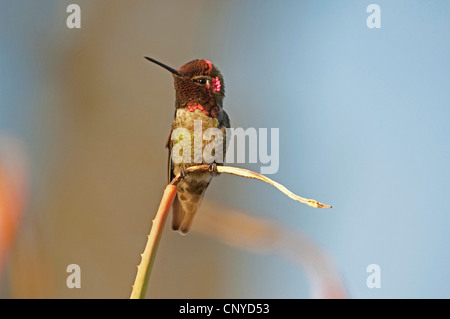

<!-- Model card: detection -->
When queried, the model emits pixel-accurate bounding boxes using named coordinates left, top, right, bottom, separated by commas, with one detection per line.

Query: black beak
left=144, top=56, right=184, bottom=77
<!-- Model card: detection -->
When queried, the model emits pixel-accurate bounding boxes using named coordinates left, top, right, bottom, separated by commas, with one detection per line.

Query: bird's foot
left=208, top=163, right=220, bottom=176
left=179, top=165, right=188, bottom=179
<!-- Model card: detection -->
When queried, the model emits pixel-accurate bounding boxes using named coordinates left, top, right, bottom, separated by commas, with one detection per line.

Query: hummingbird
left=145, top=57, right=230, bottom=234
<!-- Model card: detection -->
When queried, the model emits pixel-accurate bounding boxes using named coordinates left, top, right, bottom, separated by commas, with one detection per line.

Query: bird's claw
left=179, top=165, right=188, bottom=179
left=209, top=163, right=220, bottom=176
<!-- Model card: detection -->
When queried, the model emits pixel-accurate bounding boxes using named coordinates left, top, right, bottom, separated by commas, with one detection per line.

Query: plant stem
left=130, top=184, right=177, bottom=299
left=130, top=165, right=331, bottom=299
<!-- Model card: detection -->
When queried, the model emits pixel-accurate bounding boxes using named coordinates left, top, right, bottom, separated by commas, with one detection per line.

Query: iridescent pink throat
left=186, top=103, right=219, bottom=118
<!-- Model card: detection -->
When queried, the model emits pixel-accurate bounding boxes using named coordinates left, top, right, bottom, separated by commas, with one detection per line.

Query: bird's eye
left=195, top=78, right=207, bottom=85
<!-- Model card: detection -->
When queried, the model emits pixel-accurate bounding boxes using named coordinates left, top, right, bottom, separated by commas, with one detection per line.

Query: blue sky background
left=1, top=1, right=449, bottom=298
left=206, top=0, right=450, bottom=298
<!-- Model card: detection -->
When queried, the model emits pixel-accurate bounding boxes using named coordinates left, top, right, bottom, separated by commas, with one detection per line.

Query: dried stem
left=171, top=165, right=332, bottom=208
left=130, top=184, right=177, bottom=299
left=130, top=165, right=332, bottom=299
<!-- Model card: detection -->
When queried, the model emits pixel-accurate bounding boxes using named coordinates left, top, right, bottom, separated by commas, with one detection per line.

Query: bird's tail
left=171, top=192, right=204, bottom=234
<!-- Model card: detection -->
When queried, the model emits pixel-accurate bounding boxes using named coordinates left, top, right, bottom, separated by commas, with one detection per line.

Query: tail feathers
left=178, top=210, right=198, bottom=234
left=171, top=193, right=204, bottom=234
left=171, top=195, right=185, bottom=232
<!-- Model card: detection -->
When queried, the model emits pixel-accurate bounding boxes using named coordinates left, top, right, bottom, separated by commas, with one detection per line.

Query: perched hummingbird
left=145, top=57, right=230, bottom=234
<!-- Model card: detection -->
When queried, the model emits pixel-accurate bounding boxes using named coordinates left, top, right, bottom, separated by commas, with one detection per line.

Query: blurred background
left=0, top=0, right=449, bottom=298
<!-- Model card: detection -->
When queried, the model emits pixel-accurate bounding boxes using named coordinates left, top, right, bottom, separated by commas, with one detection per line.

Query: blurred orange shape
left=0, top=136, right=27, bottom=279
left=194, top=200, right=347, bottom=298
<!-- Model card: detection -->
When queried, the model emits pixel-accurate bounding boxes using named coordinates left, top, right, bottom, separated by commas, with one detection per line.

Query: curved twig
left=130, top=165, right=332, bottom=299
left=171, top=165, right=331, bottom=209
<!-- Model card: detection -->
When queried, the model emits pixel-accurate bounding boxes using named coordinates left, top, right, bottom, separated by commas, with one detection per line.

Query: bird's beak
left=144, top=56, right=185, bottom=77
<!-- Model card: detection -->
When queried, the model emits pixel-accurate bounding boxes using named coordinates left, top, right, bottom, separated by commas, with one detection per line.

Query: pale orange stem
left=130, top=164, right=331, bottom=299
left=130, top=184, right=177, bottom=299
